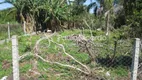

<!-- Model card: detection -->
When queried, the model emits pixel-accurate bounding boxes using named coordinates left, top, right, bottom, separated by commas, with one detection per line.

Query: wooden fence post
left=12, top=35, right=20, bottom=80
left=8, top=22, right=10, bottom=40
left=131, top=38, right=140, bottom=80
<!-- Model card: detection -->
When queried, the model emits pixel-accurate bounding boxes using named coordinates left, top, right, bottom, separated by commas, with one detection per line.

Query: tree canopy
left=0, top=0, right=141, bottom=38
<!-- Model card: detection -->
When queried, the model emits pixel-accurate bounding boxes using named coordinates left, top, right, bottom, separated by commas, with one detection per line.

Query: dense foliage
left=0, top=9, right=16, bottom=23
left=0, top=0, right=142, bottom=38
left=123, top=0, right=142, bottom=38
left=1, top=0, right=142, bottom=80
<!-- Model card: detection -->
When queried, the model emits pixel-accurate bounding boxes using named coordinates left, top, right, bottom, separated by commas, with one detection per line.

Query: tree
left=5, top=0, right=70, bottom=33
left=123, top=0, right=142, bottom=37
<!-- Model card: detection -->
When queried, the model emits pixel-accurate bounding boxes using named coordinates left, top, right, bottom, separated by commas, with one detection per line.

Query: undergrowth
left=0, top=29, right=132, bottom=80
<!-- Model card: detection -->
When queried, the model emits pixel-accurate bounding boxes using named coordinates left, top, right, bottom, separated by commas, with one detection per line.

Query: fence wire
left=17, top=34, right=135, bottom=80
left=1, top=33, right=142, bottom=80
left=0, top=23, right=23, bottom=40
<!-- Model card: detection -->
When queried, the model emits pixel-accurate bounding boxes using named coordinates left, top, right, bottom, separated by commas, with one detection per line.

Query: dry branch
left=49, top=40, right=91, bottom=74
left=32, top=32, right=91, bottom=75
left=35, top=54, right=90, bottom=75
left=19, top=52, right=32, bottom=60
left=44, top=32, right=91, bottom=73
left=83, top=19, right=93, bottom=40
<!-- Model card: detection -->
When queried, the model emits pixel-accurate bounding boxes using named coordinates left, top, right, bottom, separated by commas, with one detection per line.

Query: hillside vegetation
left=0, top=0, right=142, bottom=80
left=0, top=29, right=135, bottom=80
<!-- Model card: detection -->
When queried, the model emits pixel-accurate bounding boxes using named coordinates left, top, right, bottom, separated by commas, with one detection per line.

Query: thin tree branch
left=43, top=32, right=91, bottom=74
left=35, top=54, right=90, bottom=75
left=83, top=19, right=93, bottom=40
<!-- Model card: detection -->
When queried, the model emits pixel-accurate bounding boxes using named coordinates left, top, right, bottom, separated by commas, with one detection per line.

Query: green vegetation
left=0, top=29, right=133, bottom=79
left=0, top=0, right=142, bottom=80
left=0, top=24, right=23, bottom=40
left=0, top=9, right=16, bottom=23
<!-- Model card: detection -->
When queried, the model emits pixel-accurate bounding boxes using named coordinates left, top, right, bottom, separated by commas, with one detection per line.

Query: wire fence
left=0, top=23, right=23, bottom=40
left=0, top=33, right=142, bottom=80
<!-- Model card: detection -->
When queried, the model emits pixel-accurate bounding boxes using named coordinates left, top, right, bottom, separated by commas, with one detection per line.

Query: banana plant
left=5, top=0, right=88, bottom=32
left=37, top=0, right=69, bottom=31
left=5, top=0, right=70, bottom=32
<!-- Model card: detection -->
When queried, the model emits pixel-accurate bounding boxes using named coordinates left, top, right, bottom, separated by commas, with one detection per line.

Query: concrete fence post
left=131, top=38, right=140, bottom=80
left=12, top=35, right=20, bottom=80
left=23, top=21, right=26, bottom=34
left=8, top=22, right=10, bottom=40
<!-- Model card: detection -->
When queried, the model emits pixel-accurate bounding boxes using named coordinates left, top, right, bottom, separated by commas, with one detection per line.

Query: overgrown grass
left=0, top=29, right=133, bottom=79
left=0, top=42, right=12, bottom=78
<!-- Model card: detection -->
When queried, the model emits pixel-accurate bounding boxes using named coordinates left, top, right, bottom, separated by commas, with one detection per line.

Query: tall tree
left=5, top=0, right=70, bottom=33
left=123, top=0, right=142, bottom=37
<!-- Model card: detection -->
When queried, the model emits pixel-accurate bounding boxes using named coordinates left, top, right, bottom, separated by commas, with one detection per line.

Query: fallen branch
left=44, top=32, right=91, bottom=74
left=49, top=40, right=91, bottom=74
left=34, top=32, right=57, bottom=54
left=32, top=32, right=57, bottom=70
left=19, top=52, right=33, bottom=60
left=32, top=32, right=91, bottom=75
left=35, top=54, right=90, bottom=75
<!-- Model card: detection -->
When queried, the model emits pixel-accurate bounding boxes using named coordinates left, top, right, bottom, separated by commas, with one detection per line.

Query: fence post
left=23, top=21, right=26, bottom=34
left=131, top=38, right=140, bottom=80
left=8, top=22, right=10, bottom=40
left=12, top=35, right=20, bottom=80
